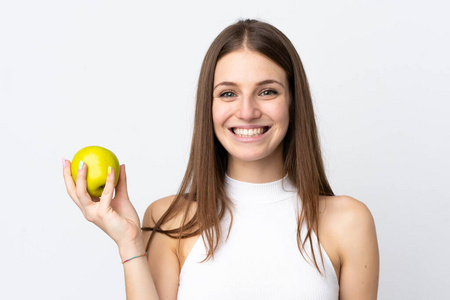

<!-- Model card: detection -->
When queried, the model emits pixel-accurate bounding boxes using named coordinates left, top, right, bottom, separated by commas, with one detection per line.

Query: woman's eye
left=220, top=91, right=236, bottom=98
left=260, top=89, right=278, bottom=96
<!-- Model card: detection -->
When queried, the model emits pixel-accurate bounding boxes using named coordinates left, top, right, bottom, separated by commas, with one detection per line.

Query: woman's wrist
left=118, top=239, right=146, bottom=262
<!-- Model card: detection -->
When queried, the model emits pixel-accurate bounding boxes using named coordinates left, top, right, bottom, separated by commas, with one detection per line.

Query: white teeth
left=233, top=127, right=266, bottom=137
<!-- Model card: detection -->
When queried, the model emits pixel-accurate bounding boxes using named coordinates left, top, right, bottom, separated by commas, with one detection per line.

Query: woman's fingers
left=75, top=161, right=93, bottom=207
left=115, top=164, right=129, bottom=198
left=62, top=160, right=75, bottom=195
left=62, top=160, right=83, bottom=208
left=99, top=166, right=116, bottom=210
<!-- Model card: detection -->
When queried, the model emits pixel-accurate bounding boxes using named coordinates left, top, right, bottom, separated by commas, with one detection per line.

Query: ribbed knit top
left=177, top=175, right=339, bottom=299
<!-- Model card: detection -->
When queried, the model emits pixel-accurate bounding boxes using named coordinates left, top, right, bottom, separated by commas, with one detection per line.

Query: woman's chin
left=227, top=150, right=280, bottom=165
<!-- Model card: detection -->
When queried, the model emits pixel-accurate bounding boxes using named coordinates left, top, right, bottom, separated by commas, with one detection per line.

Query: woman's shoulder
left=143, top=194, right=198, bottom=230
left=319, top=195, right=378, bottom=258
left=143, top=195, right=176, bottom=227
left=319, top=195, right=376, bottom=242
left=142, top=195, right=176, bottom=228
left=319, top=195, right=375, bottom=227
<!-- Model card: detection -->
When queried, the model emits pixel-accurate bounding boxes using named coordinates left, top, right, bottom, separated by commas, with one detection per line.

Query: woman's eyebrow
left=213, top=81, right=237, bottom=91
left=256, top=79, right=285, bottom=88
left=213, top=79, right=285, bottom=91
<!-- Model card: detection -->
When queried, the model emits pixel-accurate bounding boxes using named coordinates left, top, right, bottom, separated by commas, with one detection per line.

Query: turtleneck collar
left=224, top=173, right=297, bottom=205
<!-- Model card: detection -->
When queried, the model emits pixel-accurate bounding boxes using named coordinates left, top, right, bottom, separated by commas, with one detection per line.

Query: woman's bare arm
left=336, top=196, right=379, bottom=299
left=63, top=161, right=159, bottom=300
left=142, top=196, right=182, bottom=300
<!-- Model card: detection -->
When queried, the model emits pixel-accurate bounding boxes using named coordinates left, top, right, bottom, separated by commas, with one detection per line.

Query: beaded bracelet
left=122, top=252, right=148, bottom=264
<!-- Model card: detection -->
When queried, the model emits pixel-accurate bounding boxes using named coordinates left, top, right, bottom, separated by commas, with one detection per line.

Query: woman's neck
left=226, top=152, right=285, bottom=183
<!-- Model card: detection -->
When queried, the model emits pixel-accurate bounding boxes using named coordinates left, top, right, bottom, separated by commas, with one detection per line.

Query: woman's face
left=212, top=49, right=290, bottom=165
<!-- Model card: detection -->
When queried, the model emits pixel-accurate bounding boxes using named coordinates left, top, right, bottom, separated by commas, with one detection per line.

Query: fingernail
left=78, top=160, right=84, bottom=170
left=62, top=157, right=66, bottom=168
left=108, top=166, right=112, bottom=174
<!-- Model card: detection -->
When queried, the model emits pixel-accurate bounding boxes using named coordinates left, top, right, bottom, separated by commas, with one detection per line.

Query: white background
left=1, top=0, right=449, bottom=299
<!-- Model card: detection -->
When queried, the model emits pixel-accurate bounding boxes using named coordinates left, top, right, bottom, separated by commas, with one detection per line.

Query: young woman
left=63, top=19, right=379, bottom=300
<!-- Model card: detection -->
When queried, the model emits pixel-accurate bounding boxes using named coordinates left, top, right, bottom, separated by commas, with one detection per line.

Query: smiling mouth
left=231, top=126, right=270, bottom=138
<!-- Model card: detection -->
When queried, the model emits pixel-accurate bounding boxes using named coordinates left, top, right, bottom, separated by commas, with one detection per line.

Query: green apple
left=71, top=146, right=120, bottom=198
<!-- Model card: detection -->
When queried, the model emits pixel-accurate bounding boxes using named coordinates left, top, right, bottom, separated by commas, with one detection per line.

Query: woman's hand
left=63, top=161, right=142, bottom=249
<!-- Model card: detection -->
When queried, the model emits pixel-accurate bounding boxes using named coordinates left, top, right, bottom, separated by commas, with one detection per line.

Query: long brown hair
left=143, top=19, right=334, bottom=273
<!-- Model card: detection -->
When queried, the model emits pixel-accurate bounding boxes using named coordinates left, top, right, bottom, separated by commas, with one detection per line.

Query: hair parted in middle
left=143, top=19, right=334, bottom=274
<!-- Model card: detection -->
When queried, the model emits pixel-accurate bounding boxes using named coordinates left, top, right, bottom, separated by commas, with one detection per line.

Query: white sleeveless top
left=177, top=175, right=339, bottom=299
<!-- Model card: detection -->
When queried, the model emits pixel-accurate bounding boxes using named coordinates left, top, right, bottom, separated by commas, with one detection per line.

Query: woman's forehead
left=214, top=50, right=287, bottom=86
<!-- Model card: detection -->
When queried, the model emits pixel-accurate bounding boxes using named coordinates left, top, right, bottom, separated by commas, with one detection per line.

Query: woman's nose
left=235, top=96, right=262, bottom=120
